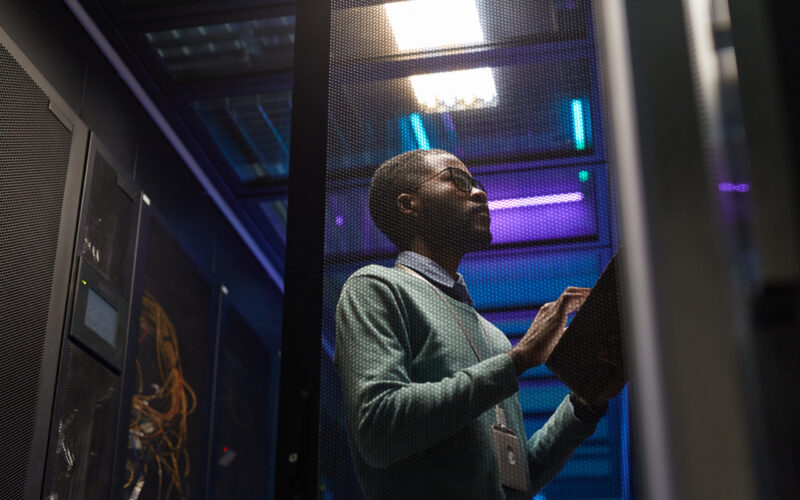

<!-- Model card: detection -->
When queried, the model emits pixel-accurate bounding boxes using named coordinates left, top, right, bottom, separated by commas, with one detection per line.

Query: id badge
left=492, top=425, right=528, bottom=492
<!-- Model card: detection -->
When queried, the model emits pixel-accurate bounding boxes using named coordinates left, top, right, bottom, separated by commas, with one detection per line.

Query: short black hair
left=369, top=149, right=451, bottom=249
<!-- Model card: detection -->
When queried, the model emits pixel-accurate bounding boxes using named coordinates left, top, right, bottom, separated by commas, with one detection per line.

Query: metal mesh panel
left=80, top=152, right=136, bottom=294
left=213, top=307, right=271, bottom=498
left=48, top=343, right=119, bottom=499
left=320, top=2, right=631, bottom=499
left=0, top=42, right=73, bottom=499
left=123, top=220, right=213, bottom=500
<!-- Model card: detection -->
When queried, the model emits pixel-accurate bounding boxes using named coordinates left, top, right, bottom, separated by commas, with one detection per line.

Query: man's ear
left=397, top=193, right=418, bottom=217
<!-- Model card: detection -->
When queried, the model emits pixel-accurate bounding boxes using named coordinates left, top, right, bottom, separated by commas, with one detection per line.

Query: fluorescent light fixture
left=488, top=192, right=584, bottom=210
left=409, top=113, right=431, bottom=149
left=719, top=182, right=750, bottom=192
left=409, top=68, right=497, bottom=112
left=572, top=99, right=586, bottom=150
left=384, top=0, right=483, bottom=51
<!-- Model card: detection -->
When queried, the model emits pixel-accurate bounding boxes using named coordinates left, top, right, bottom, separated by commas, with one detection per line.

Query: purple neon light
left=442, top=112, right=456, bottom=132
left=488, top=192, right=584, bottom=210
left=325, top=181, right=595, bottom=254
left=335, top=215, right=344, bottom=226
left=719, top=182, right=750, bottom=193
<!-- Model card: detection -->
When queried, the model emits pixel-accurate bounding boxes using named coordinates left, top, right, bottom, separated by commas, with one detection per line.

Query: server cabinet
left=42, top=134, right=144, bottom=500
left=278, top=1, right=633, bottom=499
left=0, top=26, right=89, bottom=500
left=118, top=211, right=220, bottom=500
left=209, top=296, right=274, bottom=499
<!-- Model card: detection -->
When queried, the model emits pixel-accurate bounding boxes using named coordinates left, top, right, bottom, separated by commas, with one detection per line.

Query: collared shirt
left=395, top=250, right=475, bottom=307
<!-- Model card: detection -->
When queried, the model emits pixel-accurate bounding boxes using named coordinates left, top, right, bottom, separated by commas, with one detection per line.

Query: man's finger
left=558, top=293, right=589, bottom=314
left=556, top=288, right=590, bottom=307
left=538, top=301, right=555, bottom=314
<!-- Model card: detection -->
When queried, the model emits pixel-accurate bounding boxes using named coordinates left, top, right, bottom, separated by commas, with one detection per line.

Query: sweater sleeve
left=334, top=275, right=520, bottom=469
left=526, top=395, right=599, bottom=493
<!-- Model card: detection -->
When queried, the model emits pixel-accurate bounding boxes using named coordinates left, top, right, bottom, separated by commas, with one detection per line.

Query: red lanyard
left=396, top=264, right=509, bottom=428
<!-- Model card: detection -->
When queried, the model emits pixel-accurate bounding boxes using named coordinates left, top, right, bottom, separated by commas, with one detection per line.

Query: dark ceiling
left=77, top=0, right=297, bottom=282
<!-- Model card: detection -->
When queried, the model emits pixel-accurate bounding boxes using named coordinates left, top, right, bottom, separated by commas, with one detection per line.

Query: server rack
left=116, top=208, right=221, bottom=500
left=42, top=134, right=145, bottom=500
left=0, top=26, right=89, bottom=500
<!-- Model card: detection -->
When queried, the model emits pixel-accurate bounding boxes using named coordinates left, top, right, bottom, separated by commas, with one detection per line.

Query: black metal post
left=275, top=0, right=331, bottom=498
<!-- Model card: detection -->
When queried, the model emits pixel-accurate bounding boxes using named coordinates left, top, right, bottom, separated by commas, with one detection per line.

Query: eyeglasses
left=411, top=167, right=486, bottom=194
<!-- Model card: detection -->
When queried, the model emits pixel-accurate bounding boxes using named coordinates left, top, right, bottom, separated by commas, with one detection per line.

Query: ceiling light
left=409, top=68, right=497, bottom=112
left=384, top=0, right=483, bottom=51
left=488, top=192, right=585, bottom=210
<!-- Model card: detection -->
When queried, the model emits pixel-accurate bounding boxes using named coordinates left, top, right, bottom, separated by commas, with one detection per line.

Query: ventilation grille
left=80, top=152, right=136, bottom=294
left=0, top=42, right=73, bottom=499
left=48, top=343, right=119, bottom=499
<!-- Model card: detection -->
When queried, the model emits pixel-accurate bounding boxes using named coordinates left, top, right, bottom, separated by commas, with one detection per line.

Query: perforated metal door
left=0, top=41, right=75, bottom=500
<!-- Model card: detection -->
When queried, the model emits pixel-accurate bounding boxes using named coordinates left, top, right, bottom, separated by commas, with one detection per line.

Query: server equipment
left=211, top=303, right=273, bottom=499
left=43, top=135, right=146, bottom=500
left=120, top=216, right=218, bottom=500
left=0, top=26, right=89, bottom=500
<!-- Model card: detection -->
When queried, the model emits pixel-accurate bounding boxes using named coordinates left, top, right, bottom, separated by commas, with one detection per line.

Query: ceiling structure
left=74, top=0, right=596, bottom=290
left=76, top=0, right=297, bottom=285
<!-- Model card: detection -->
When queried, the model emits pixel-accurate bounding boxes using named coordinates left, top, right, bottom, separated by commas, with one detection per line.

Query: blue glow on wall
left=572, top=99, right=586, bottom=150
left=621, top=389, right=632, bottom=500
left=409, top=113, right=431, bottom=150
left=398, top=116, right=416, bottom=152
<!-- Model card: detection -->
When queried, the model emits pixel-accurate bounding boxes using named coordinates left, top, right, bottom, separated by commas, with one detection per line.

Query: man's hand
left=507, top=286, right=591, bottom=376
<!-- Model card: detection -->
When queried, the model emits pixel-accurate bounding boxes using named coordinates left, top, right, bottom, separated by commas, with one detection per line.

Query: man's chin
left=463, top=231, right=492, bottom=252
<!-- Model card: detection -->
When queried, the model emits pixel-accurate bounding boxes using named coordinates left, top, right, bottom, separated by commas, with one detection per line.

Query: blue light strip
left=322, top=335, right=335, bottom=360
left=226, top=102, right=271, bottom=177
left=257, top=103, right=290, bottom=159
left=572, top=99, right=586, bottom=151
left=409, top=113, right=431, bottom=150
left=65, top=0, right=284, bottom=292
left=620, top=387, right=632, bottom=500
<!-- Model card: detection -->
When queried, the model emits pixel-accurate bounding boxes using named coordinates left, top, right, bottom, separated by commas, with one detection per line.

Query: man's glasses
left=411, top=167, right=486, bottom=194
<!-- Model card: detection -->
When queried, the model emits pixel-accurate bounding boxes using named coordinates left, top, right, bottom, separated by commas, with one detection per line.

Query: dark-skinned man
left=334, top=149, right=626, bottom=499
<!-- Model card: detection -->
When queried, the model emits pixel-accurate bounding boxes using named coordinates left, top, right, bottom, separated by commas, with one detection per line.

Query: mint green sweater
left=334, top=265, right=598, bottom=500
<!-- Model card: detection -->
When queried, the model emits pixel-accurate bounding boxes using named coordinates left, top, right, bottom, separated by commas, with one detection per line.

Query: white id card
left=492, top=425, right=528, bottom=491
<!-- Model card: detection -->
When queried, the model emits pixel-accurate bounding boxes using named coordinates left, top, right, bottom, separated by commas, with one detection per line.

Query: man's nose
left=470, top=185, right=488, bottom=203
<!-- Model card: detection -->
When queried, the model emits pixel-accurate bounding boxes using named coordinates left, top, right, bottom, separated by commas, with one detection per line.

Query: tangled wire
left=124, top=291, right=197, bottom=500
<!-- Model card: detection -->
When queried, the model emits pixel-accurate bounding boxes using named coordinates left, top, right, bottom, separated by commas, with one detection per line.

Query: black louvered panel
left=0, top=43, right=73, bottom=499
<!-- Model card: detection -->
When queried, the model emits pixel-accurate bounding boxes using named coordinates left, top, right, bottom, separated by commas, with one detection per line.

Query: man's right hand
left=507, top=286, right=591, bottom=376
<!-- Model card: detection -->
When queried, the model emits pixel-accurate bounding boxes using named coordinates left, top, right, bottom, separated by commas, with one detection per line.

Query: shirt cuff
left=568, top=392, right=608, bottom=423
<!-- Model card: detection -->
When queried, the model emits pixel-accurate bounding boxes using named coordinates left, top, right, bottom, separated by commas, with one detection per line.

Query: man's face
left=413, top=153, right=492, bottom=252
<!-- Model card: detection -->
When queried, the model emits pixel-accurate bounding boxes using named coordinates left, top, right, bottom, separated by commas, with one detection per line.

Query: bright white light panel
left=409, top=67, right=498, bottom=112
left=384, top=0, right=484, bottom=51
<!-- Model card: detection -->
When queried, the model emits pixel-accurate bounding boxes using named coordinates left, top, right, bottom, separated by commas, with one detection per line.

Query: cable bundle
left=124, top=292, right=197, bottom=500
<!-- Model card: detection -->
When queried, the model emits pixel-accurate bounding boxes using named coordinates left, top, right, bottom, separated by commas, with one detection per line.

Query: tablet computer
left=546, top=251, right=630, bottom=401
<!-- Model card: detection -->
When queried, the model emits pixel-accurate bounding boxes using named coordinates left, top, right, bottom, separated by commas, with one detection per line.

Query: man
left=335, top=149, right=623, bottom=499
